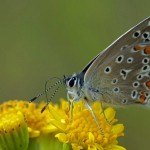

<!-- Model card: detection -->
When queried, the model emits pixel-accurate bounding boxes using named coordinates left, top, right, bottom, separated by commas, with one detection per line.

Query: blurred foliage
left=0, top=0, right=150, bottom=149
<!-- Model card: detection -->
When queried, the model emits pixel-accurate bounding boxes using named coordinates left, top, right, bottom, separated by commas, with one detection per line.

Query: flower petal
left=48, top=104, right=65, bottom=121
left=88, top=132, right=95, bottom=144
left=71, top=143, right=83, bottom=150
left=104, top=107, right=116, bottom=122
left=41, top=125, right=58, bottom=133
left=55, top=133, right=68, bottom=143
left=111, top=145, right=126, bottom=150
left=112, top=124, right=124, bottom=135
left=88, top=145, right=97, bottom=150
left=94, top=143, right=104, bottom=150
left=50, top=119, right=66, bottom=131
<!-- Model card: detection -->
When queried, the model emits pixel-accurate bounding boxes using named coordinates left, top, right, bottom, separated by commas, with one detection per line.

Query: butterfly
left=30, top=17, right=150, bottom=121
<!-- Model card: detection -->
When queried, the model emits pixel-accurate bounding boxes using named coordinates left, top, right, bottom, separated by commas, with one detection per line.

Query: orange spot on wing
left=144, top=46, right=150, bottom=54
left=133, top=45, right=144, bottom=51
left=146, top=81, right=150, bottom=89
left=139, top=91, right=146, bottom=104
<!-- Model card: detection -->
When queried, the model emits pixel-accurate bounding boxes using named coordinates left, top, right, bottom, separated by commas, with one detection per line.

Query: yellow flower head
left=0, top=100, right=57, bottom=138
left=0, top=104, right=29, bottom=150
left=0, top=99, right=126, bottom=150
left=49, top=99, right=126, bottom=150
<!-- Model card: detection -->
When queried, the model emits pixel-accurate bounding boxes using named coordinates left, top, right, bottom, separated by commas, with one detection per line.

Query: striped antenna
left=29, top=77, right=62, bottom=102
left=41, top=84, right=61, bottom=113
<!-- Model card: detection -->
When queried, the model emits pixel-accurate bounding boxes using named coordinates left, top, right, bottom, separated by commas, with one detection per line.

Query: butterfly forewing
left=83, top=17, right=150, bottom=105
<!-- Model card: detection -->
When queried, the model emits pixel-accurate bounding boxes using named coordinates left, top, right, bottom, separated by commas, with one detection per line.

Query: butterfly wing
left=83, top=17, right=150, bottom=105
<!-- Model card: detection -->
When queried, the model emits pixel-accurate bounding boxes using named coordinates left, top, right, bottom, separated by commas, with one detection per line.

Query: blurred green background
left=0, top=0, right=150, bottom=149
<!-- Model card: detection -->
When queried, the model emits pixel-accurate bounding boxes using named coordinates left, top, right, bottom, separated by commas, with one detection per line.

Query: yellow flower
left=0, top=108, right=28, bottom=150
left=0, top=100, right=65, bottom=150
left=0, top=99, right=126, bottom=150
left=49, top=99, right=126, bottom=150
left=0, top=100, right=57, bottom=138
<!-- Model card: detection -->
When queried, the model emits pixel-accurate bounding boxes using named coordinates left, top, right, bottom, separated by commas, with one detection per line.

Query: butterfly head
left=64, top=73, right=78, bottom=89
left=63, top=73, right=84, bottom=100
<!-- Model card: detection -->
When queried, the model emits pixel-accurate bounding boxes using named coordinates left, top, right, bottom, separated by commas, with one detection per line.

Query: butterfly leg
left=100, top=102, right=112, bottom=126
left=67, top=91, right=80, bottom=122
left=84, top=101, right=104, bottom=136
left=67, top=92, right=71, bottom=111
left=67, top=92, right=73, bottom=121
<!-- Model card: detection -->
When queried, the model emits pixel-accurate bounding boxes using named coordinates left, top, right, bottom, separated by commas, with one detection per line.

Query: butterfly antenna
left=29, top=77, right=62, bottom=102
left=44, top=77, right=60, bottom=109
left=41, top=84, right=61, bottom=113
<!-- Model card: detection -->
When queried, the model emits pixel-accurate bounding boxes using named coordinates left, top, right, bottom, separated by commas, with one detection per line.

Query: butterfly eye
left=68, top=77, right=76, bottom=87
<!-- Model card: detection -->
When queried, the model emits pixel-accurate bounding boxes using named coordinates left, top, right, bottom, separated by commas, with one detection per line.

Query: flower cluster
left=0, top=99, right=126, bottom=150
